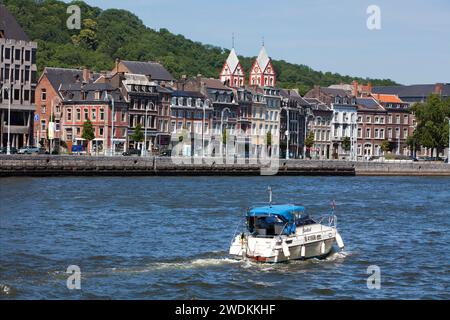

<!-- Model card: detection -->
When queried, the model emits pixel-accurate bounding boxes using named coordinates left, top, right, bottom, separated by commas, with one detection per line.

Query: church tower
left=249, top=46, right=276, bottom=87
left=219, top=48, right=245, bottom=87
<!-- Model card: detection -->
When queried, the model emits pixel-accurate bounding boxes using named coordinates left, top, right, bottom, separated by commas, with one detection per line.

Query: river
left=0, top=176, right=449, bottom=299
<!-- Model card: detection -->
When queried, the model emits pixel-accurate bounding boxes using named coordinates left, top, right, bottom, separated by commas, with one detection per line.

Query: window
left=375, top=117, right=379, bottom=124
left=396, top=115, right=400, bottom=124
left=14, top=89, right=20, bottom=100
left=388, top=115, right=393, bottom=124
left=41, top=105, right=46, bottom=114
left=121, top=112, right=126, bottom=122
left=99, top=128, right=104, bottom=136
left=75, top=108, right=80, bottom=121
left=24, top=90, right=30, bottom=101
left=403, top=128, right=408, bottom=139
left=380, top=129, right=385, bottom=139
left=41, top=120, right=46, bottom=130
left=366, top=128, right=371, bottom=138
left=380, top=117, right=385, bottom=124
left=403, top=115, right=408, bottom=125
left=55, top=120, right=60, bottom=131
left=67, top=109, right=72, bottom=121
left=15, top=49, right=20, bottom=60
left=84, top=109, right=89, bottom=120
left=5, top=48, right=11, bottom=59
left=25, top=50, right=30, bottom=62
left=366, top=116, right=371, bottom=123
left=41, top=89, right=47, bottom=102
left=396, top=127, right=400, bottom=138
left=358, top=116, right=362, bottom=123
left=388, top=128, right=392, bottom=139
left=375, top=129, right=379, bottom=139
left=76, top=127, right=81, bottom=135
left=357, top=128, right=362, bottom=138
left=91, top=109, right=96, bottom=120
left=100, top=109, right=104, bottom=121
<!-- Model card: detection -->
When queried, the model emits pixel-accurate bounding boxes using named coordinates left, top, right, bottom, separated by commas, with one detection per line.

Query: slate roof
left=280, top=89, right=310, bottom=106
left=372, top=84, right=450, bottom=102
left=121, top=61, right=175, bottom=82
left=43, top=67, right=101, bottom=92
left=0, top=5, right=30, bottom=41
left=320, top=87, right=352, bottom=97
left=356, top=97, right=385, bottom=111
left=304, top=98, right=330, bottom=111
left=203, top=78, right=232, bottom=91
left=171, top=90, right=204, bottom=99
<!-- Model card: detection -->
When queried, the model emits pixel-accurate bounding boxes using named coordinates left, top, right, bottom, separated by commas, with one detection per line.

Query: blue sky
left=70, top=0, right=450, bottom=85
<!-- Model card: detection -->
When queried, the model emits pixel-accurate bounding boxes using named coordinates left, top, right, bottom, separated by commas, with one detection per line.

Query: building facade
left=0, top=5, right=37, bottom=150
left=305, top=98, right=333, bottom=160
left=355, top=97, right=388, bottom=159
left=59, top=83, right=128, bottom=155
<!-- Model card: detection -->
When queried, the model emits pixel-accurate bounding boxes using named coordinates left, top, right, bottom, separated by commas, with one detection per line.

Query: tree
left=406, top=133, right=421, bottom=157
left=304, top=131, right=315, bottom=149
left=411, top=95, right=450, bottom=157
left=82, top=119, right=95, bottom=154
left=131, top=124, right=144, bottom=147
left=266, top=132, right=272, bottom=146
left=71, top=19, right=99, bottom=50
left=342, top=136, right=351, bottom=152
left=381, top=139, right=392, bottom=154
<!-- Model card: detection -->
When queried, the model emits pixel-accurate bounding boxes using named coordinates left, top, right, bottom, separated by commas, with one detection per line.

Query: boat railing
left=318, top=214, right=337, bottom=228
left=230, top=217, right=246, bottom=247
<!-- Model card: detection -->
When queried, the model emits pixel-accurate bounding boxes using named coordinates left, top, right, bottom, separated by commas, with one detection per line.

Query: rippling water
left=0, top=176, right=449, bottom=299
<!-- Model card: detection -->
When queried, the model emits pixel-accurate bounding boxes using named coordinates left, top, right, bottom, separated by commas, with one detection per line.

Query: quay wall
left=0, top=155, right=449, bottom=177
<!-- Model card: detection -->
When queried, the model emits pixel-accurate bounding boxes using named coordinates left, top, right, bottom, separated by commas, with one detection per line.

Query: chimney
left=353, top=80, right=358, bottom=97
left=367, top=81, right=373, bottom=94
left=435, top=83, right=443, bottom=95
left=82, top=67, right=90, bottom=83
left=314, top=85, right=320, bottom=98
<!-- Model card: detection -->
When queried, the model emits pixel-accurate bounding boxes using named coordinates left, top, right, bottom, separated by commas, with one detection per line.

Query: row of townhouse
left=2, top=5, right=449, bottom=158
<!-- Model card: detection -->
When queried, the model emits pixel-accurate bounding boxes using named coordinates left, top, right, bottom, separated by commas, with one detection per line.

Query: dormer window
left=178, top=97, right=184, bottom=106
left=187, top=98, right=192, bottom=107
left=171, top=97, right=177, bottom=106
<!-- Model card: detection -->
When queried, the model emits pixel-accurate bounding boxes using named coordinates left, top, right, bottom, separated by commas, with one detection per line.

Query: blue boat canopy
left=248, top=205, right=305, bottom=222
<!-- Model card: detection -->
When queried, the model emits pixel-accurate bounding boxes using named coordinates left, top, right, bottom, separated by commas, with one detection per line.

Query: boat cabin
left=247, top=205, right=316, bottom=237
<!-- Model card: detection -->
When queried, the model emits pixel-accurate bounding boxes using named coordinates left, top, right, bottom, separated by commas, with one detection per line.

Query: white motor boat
left=229, top=188, right=345, bottom=263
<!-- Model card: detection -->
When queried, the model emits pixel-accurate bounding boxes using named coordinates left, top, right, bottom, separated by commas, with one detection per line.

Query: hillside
left=2, top=0, right=399, bottom=94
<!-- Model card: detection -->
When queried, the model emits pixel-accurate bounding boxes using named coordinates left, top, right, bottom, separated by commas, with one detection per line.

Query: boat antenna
left=268, top=186, right=272, bottom=207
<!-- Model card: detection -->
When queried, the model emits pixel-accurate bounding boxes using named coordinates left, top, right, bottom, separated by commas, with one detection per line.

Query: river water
left=0, top=176, right=449, bottom=299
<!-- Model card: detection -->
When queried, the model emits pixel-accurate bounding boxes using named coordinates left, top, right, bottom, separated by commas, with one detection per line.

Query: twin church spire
left=219, top=41, right=276, bottom=88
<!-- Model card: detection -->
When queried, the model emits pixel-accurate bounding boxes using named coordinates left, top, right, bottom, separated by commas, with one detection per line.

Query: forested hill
left=2, top=0, right=399, bottom=94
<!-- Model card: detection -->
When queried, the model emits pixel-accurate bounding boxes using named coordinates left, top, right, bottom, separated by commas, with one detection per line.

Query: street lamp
left=202, top=99, right=211, bottom=158
left=2, top=85, right=11, bottom=155
left=49, top=96, right=61, bottom=155
left=143, top=102, right=154, bottom=157
left=103, top=92, right=115, bottom=156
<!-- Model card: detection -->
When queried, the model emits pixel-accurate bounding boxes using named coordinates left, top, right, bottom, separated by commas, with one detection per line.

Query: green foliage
left=2, top=0, right=399, bottom=89
left=82, top=118, right=95, bottom=141
left=411, top=94, right=450, bottom=153
left=304, top=131, right=315, bottom=148
left=342, top=136, right=351, bottom=152
left=266, top=132, right=272, bottom=146
left=71, top=19, right=99, bottom=50
left=131, top=124, right=144, bottom=143
left=381, top=139, right=392, bottom=153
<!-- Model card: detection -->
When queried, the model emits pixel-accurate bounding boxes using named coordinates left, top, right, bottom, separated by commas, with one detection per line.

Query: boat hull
left=229, top=224, right=343, bottom=263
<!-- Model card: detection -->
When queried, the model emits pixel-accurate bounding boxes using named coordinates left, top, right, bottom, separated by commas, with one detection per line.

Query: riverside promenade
left=1, top=155, right=449, bottom=177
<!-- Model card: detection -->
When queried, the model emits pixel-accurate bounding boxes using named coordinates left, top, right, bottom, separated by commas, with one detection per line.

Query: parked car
left=18, top=146, right=43, bottom=154
left=122, top=148, right=141, bottom=156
